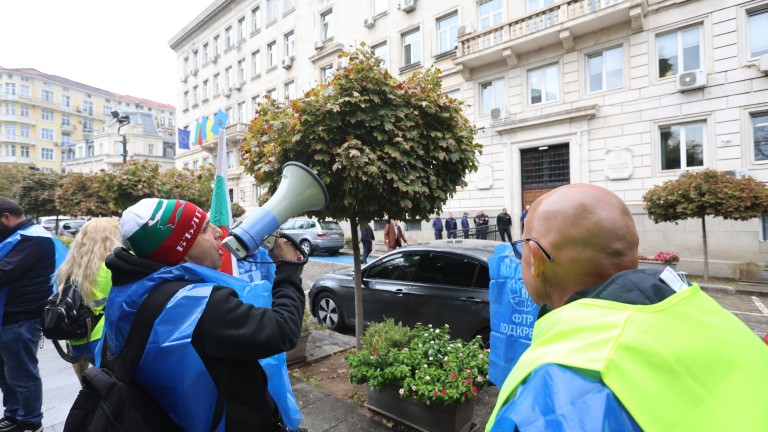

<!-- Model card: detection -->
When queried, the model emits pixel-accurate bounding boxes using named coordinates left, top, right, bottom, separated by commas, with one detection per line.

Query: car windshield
left=319, top=221, right=341, bottom=230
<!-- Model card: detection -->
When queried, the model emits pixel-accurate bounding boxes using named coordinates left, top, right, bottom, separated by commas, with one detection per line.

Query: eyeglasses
left=510, top=238, right=553, bottom=261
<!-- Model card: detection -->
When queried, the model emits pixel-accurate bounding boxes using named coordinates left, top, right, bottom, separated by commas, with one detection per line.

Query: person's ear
left=530, top=243, right=547, bottom=280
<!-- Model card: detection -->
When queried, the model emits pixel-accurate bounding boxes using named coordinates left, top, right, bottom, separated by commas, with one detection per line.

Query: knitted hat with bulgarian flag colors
left=120, top=198, right=207, bottom=265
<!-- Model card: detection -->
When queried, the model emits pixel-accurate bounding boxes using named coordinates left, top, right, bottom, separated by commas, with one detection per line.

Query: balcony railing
left=457, top=0, right=632, bottom=60
left=0, top=115, right=36, bottom=125
left=0, top=135, right=36, bottom=145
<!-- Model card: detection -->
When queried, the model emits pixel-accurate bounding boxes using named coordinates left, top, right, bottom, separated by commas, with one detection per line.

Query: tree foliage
left=241, top=45, right=481, bottom=223
left=56, top=171, right=114, bottom=216
left=157, top=164, right=216, bottom=207
left=0, top=164, right=35, bottom=198
left=643, top=169, right=768, bottom=279
left=241, top=45, right=481, bottom=346
left=13, top=170, right=61, bottom=218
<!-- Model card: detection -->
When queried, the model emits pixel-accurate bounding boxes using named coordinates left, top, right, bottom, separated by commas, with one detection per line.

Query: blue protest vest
left=103, top=260, right=301, bottom=431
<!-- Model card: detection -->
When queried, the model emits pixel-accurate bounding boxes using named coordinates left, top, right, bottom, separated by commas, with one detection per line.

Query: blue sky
left=1, top=0, right=213, bottom=106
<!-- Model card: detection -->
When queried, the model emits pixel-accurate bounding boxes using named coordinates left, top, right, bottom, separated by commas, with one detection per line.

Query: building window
left=479, top=0, right=503, bottom=30
left=657, top=26, right=701, bottom=78
left=748, top=8, right=768, bottom=58
left=752, top=112, right=768, bottom=161
left=61, top=134, right=71, bottom=147
left=446, top=88, right=461, bottom=100
left=193, top=86, right=199, bottom=105
left=373, top=41, right=388, bottom=70
left=268, top=41, right=277, bottom=68
left=62, top=114, right=71, bottom=126
left=20, top=105, right=29, bottom=117
left=225, top=26, right=234, bottom=49
left=103, top=105, right=112, bottom=115
left=266, top=88, right=277, bottom=99
left=169, top=117, right=174, bottom=127
left=404, top=220, right=422, bottom=231
left=160, top=117, right=166, bottom=126
left=321, top=10, right=333, bottom=40
left=20, top=126, right=29, bottom=137
left=227, top=150, right=234, bottom=168
left=372, top=0, right=387, bottom=15
left=267, top=0, right=277, bottom=23
left=236, top=101, right=245, bottom=122
left=82, top=100, right=94, bottom=115
left=284, top=0, right=294, bottom=12
left=41, top=128, right=54, bottom=141
left=252, top=6, right=262, bottom=32
left=4, top=83, right=15, bottom=96
left=192, top=50, right=199, bottom=69
left=238, top=17, right=246, bottom=41
left=5, top=144, right=16, bottom=157
left=320, top=64, right=334, bottom=83
left=285, top=80, right=296, bottom=100
left=762, top=214, right=768, bottom=241
left=41, top=147, right=54, bottom=160
left=402, top=28, right=421, bottom=67
left=4, top=103, right=14, bottom=115
left=252, top=50, right=262, bottom=76
left=19, top=85, right=30, bottom=97
left=437, top=12, right=458, bottom=54
left=193, top=160, right=199, bottom=170
left=528, top=63, right=559, bottom=105
left=4, top=125, right=15, bottom=137
left=61, top=94, right=70, bottom=108
left=527, top=0, right=556, bottom=12
left=214, top=35, right=221, bottom=56
left=42, top=89, right=54, bottom=102
left=184, top=91, right=190, bottom=109
left=83, top=119, right=93, bottom=130
left=147, top=144, right=154, bottom=155
left=20, top=146, right=29, bottom=157
left=203, top=80, right=210, bottom=100
left=183, top=57, right=189, bottom=75
left=238, top=59, right=246, bottom=83
left=480, top=78, right=505, bottom=117
left=587, top=46, right=623, bottom=93
left=659, top=122, right=706, bottom=170
left=203, top=43, right=209, bottom=63
left=253, top=184, right=262, bottom=202
left=224, top=67, right=232, bottom=89
left=214, top=74, right=221, bottom=95
left=285, top=31, right=295, bottom=57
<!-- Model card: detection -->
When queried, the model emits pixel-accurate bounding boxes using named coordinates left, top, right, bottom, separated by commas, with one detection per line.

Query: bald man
left=486, top=184, right=768, bottom=432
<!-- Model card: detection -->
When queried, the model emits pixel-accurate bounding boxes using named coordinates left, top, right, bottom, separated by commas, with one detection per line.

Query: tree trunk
left=349, top=214, right=364, bottom=349
left=701, top=216, right=709, bottom=281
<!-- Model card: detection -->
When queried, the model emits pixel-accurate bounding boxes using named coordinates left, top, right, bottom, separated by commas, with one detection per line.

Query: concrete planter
left=365, top=384, right=475, bottom=432
left=638, top=260, right=677, bottom=272
left=286, top=331, right=310, bottom=365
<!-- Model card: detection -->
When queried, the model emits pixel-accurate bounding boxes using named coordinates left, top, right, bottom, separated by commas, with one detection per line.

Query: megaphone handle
left=275, top=232, right=309, bottom=266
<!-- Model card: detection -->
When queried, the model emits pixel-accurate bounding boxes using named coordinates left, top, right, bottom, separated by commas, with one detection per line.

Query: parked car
left=57, top=219, right=86, bottom=237
left=279, top=217, right=345, bottom=256
left=39, top=216, right=75, bottom=233
left=308, top=239, right=498, bottom=342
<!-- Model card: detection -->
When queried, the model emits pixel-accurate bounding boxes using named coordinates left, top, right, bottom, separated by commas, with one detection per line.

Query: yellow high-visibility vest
left=487, top=284, right=768, bottom=431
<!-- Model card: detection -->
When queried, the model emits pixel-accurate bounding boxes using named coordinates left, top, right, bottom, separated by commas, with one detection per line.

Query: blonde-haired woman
left=52, top=218, right=122, bottom=381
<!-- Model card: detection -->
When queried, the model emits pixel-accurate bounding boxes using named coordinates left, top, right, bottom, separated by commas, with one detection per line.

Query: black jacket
left=106, top=247, right=305, bottom=431
left=0, top=218, right=55, bottom=325
left=360, top=224, right=374, bottom=242
left=539, top=269, right=677, bottom=319
left=496, top=213, right=512, bottom=228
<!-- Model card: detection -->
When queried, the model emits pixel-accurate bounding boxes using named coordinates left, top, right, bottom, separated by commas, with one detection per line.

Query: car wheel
left=300, top=240, right=312, bottom=257
left=315, top=292, right=345, bottom=331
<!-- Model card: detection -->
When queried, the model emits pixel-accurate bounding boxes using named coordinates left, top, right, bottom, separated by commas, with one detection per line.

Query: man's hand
left=269, top=237, right=301, bottom=263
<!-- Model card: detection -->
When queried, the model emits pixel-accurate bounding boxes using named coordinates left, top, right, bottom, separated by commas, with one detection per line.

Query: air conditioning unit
left=75, top=107, right=82, bottom=113
left=211, top=54, right=220, bottom=64
left=400, top=0, right=416, bottom=12
left=337, top=58, right=349, bottom=69
left=233, top=82, right=243, bottom=90
left=676, top=69, right=707, bottom=92
left=281, top=56, right=293, bottom=69
left=181, top=74, right=189, bottom=83
left=490, top=106, right=507, bottom=121
left=363, top=16, right=375, bottom=28
left=314, top=40, right=324, bottom=51
left=759, top=54, right=768, bottom=74
left=723, top=168, right=748, bottom=179
left=223, top=88, right=232, bottom=97
left=190, top=68, right=198, bottom=76
left=457, top=23, right=475, bottom=38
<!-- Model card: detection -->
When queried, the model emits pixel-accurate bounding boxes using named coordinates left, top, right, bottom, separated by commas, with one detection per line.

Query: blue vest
left=103, top=261, right=301, bottom=431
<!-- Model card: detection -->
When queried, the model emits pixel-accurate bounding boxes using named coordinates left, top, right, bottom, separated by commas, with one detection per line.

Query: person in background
left=431, top=215, right=444, bottom=240
left=474, top=210, right=489, bottom=240
left=383, top=218, right=407, bottom=251
left=103, top=198, right=305, bottom=431
left=461, top=212, right=470, bottom=239
left=359, top=221, right=374, bottom=264
left=486, top=184, right=768, bottom=431
left=520, top=204, right=530, bottom=235
left=0, top=198, right=57, bottom=432
left=52, top=218, right=122, bottom=382
left=496, top=208, right=512, bottom=243
left=445, top=213, right=458, bottom=239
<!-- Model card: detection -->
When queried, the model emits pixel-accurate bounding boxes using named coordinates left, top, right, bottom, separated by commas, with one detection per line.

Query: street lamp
left=111, top=110, right=131, bottom=164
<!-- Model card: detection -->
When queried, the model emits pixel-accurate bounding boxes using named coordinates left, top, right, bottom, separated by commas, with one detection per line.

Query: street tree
left=241, top=46, right=481, bottom=346
left=13, top=169, right=61, bottom=219
left=56, top=171, right=114, bottom=217
left=0, top=164, right=35, bottom=198
left=158, top=165, right=216, bottom=207
left=98, top=161, right=163, bottom=215
left=643, top=169, right=768, bottom=280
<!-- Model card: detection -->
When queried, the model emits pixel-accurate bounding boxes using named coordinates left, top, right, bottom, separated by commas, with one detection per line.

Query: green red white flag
left=210, top=129, right=238, bottom=276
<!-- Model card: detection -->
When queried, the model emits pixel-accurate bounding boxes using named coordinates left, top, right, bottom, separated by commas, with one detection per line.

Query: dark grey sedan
left=308, top=239, right=498, bottom=342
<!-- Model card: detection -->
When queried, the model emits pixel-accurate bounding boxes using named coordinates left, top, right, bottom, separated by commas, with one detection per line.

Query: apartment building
left=171, top=0, right=768, bottom=276
left=0, top=67, right=176, bottom=174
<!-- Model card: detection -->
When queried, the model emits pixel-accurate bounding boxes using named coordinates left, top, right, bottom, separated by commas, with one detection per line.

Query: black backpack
left=64, top=280, right=222, bottom=432
left=42, top=283, right=101, bottom=363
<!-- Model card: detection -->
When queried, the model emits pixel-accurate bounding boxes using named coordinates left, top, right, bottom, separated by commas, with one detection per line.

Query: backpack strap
left=103, top=279, right=224, bottom=432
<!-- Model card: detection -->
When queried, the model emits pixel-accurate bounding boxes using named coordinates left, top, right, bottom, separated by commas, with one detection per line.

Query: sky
left=1, top=0, right=215, bottom=107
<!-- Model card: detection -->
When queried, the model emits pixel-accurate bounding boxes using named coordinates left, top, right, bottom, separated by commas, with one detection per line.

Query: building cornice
left=168, top=0, right=237, bottom=51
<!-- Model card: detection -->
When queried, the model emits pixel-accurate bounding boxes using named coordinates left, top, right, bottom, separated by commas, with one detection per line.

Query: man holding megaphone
left=92, top=196, right=307, bottom=431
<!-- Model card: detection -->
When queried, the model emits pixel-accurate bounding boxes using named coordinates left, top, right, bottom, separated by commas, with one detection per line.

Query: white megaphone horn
left=222, top=162, right=329, bottom=259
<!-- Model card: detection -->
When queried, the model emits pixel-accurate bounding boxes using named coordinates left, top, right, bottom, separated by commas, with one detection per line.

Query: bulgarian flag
left=210, top=129, right=238, bottom=276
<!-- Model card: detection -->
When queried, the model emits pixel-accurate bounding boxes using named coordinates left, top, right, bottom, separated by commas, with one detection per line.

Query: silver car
left=279, top=217, right=345, bottom=256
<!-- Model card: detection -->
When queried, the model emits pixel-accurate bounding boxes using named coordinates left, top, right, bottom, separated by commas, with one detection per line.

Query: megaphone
left=222, top=162, right=329, bottom=259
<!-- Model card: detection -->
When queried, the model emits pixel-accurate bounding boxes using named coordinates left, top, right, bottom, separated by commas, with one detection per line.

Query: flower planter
left=365, top=384, right=475, bottom=432
left=286, top=331, right=310, bottom=365
left=638, top=260, right=677, bottom=272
